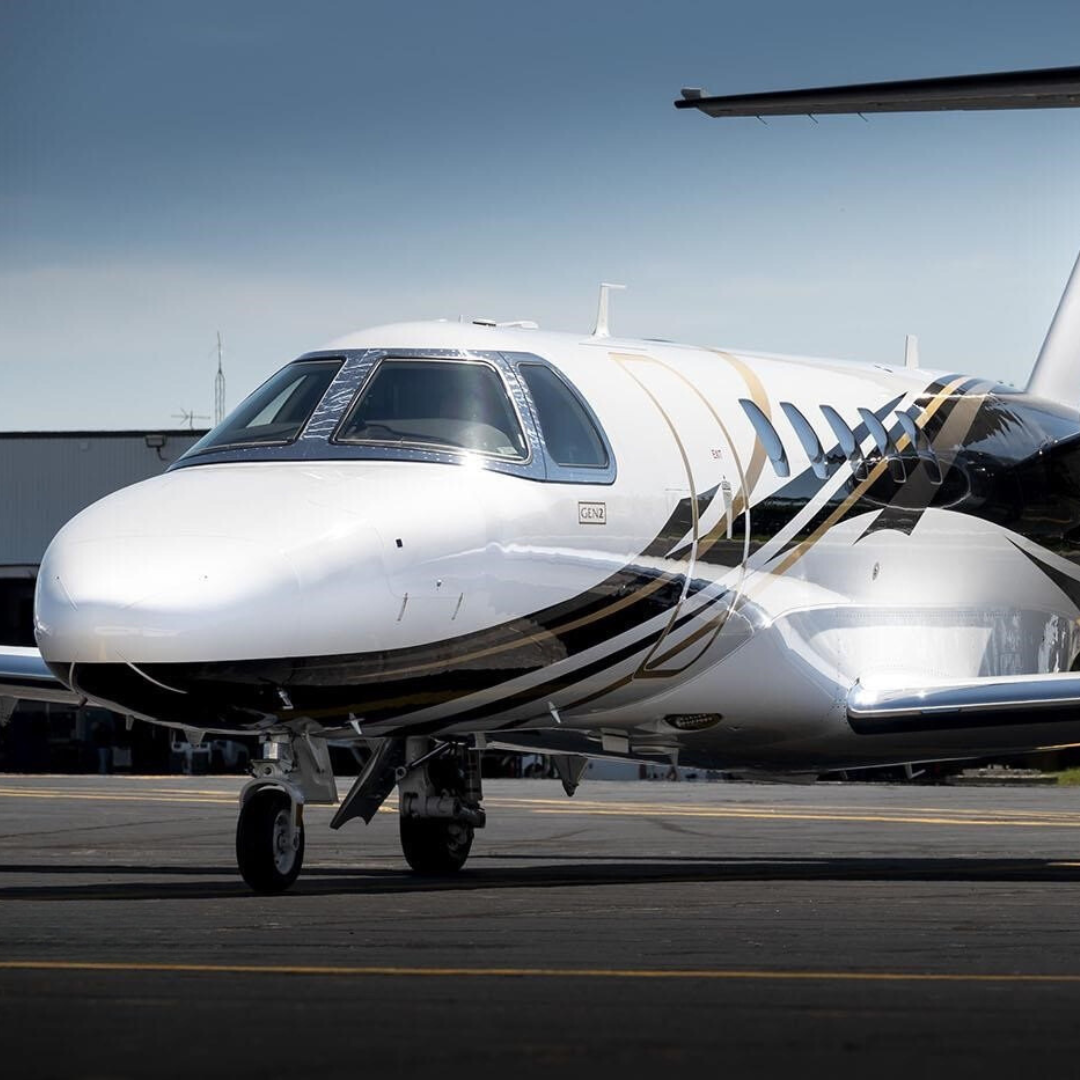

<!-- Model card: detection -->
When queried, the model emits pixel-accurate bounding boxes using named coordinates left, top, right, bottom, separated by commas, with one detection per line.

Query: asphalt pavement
left=4, top=774, right=1080, bottom=1078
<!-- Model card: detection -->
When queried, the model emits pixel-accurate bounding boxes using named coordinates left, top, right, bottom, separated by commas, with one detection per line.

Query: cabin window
left=819, top=405, right=864, bottom=472
left=894, top=411, right=942, bottom=484
left=858, top=407, right=906, bottom=482
left=780, top=402, right=828, bottom=479
left=739, top=399, right=789, bottom=478
left=519, top=364, right=608, bottom=468
left=186, top=359, right=343, bottom=455
left=335, top=359, right=528, bottom=460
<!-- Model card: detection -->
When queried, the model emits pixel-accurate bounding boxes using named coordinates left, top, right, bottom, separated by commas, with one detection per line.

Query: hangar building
left=0, top=430, right=204, bottom=642
left=0, top=430, right=206, bottom=771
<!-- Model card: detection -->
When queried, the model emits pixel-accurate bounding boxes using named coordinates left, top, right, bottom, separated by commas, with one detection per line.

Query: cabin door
left=613, top=352, right=750, bottom=676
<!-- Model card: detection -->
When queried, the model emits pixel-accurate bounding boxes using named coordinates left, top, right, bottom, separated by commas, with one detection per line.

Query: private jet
left=5, top=65, right=1080, bottom=892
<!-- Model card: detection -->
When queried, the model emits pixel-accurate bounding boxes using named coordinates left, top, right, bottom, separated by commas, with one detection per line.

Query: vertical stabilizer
left=1027, top=248, right=1080, bottom=407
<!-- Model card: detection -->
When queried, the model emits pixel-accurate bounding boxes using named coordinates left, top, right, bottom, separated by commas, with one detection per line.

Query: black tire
left=400, top=817, right=474, bottom=874
left=236, top=788, right=304, bottom=893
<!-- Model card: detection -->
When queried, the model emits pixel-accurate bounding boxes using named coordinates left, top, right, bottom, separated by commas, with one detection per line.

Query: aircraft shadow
left=2, top=854, right=1080, bottom=901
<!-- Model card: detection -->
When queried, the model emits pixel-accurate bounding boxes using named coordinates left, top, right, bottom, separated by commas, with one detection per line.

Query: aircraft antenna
left=591, top=282, right=627, bottom=339
left=904, top=335, right=919, bottom=368
left=214, top=331, right=227, bottom=425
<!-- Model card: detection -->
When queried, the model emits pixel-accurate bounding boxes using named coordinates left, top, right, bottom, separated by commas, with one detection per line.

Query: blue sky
left=3, top=0, right=1080, bottom=428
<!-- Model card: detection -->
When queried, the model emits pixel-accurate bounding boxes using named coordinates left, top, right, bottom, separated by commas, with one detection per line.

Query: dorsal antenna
left=592, top=282, right=627, bottom=339
left=904, top=334, right=919, bottom=369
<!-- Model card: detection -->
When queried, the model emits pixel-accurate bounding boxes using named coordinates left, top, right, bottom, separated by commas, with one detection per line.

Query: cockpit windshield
left=335, top=359, right=528, bottom=460
left=185, top=360, right=342, bottom=456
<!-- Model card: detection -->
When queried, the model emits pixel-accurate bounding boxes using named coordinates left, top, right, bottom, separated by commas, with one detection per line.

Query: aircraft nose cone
left=36, top=532, right=301, bottom=664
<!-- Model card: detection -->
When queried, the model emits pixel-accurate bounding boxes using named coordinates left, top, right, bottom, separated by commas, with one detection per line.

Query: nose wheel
left=236, top=788, right=305, bottom=892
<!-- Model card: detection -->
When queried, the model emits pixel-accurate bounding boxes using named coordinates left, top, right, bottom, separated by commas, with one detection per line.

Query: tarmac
left=5, top=775, right=1080, bottom=1078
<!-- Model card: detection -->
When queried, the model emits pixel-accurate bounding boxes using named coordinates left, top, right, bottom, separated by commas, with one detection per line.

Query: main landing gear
left=235, top=733, right=486, bottom=893
left=396, top=737, right=485, bottom=874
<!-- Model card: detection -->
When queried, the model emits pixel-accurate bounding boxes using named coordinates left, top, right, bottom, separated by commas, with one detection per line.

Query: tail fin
left=1027, top=249, right=1080, bottom=408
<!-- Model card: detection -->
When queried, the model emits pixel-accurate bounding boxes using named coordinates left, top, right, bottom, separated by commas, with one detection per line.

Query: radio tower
left=214, top=331, right=227, bottom=425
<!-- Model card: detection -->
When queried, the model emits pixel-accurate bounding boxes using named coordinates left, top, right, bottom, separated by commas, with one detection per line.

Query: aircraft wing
left=675, top=65, right=1080, bottom=118
left=0, top=647, right=81, bottom=705
left=847, top=673, right=1080, bottom=735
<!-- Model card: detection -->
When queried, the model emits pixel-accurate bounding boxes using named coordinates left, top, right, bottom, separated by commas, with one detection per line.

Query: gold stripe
left=624, top=352, right=757, bottom=674
left=364, top=348, right=771, bottom=687
left=565, top=372, right=969, bottom=705
left=610, top=353, right=701, bottom=672
left=708, top=348, right=772, bottom=505
left=2, top=960, right=1080, bottom=984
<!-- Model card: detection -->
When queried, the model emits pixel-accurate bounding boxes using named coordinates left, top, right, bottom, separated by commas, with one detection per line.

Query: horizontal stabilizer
left=0, top=647, right=80, bottom=705
left=848, top=672, right=1080, bottom=734
left=675, top=66, right=1080, bottom=118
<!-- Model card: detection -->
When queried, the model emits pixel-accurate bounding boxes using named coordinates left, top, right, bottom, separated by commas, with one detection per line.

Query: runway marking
left=3, top=787, right=1080, bottom=828
left=527, top=806, right=1080, bottom=828
left=3, top=960, right=1080, bottom=984
left=0, top=789, right=236, bottom=807
left=488, top=795, right=1080, bottom=818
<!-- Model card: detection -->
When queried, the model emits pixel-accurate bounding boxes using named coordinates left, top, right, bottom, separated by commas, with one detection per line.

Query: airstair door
left=614, top=352, right=750, bottom=676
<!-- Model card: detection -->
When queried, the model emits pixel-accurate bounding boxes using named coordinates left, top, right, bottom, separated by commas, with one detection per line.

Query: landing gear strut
left=397, top=737, right=485, bottom=875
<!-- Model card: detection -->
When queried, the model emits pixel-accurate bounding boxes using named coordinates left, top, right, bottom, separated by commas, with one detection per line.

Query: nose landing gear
left=235, top=731, right=336, bottom=893
left=236, top=788, right=305, bottom=892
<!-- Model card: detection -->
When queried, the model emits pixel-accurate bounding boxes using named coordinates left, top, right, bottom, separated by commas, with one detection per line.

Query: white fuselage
left=32, top=321, right=1080, bottom=771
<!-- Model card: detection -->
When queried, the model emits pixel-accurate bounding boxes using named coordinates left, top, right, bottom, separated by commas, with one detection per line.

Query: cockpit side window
left=185, top=359, right=342, bottom=456
left=335, top=359, right=528, bottom=460
left=518, top=364, right=609, bottom=468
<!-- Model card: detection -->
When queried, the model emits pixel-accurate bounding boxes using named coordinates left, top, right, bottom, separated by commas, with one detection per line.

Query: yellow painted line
left=0, top=788, right=233, bottom=800
left=2, top=960, right=1080, bottom=984
left=485, top=796, right=1080, bottom=820
left=3, top=788, right=1080, bottom=828
left=8, top=786, right=1071, bottom=823
left=0, top=790, right=235, bottom=807
left=0, top=788, right=232, bottom=797
left=529, top=806, right=1080, bottom=828
left=0, top=785, right=235, bottom=796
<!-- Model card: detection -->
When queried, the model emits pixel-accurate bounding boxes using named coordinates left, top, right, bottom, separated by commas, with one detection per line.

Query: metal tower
left=214, top=331, right=227, bottom=425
